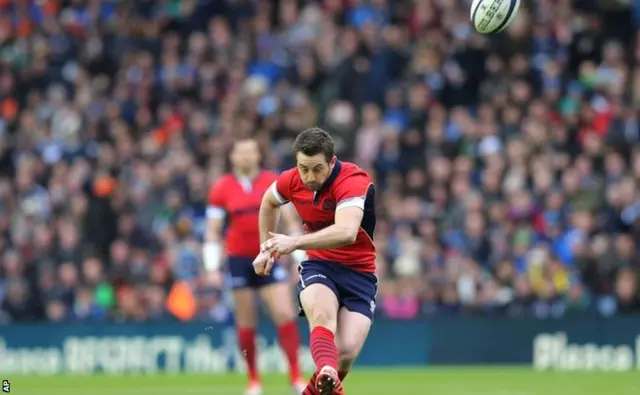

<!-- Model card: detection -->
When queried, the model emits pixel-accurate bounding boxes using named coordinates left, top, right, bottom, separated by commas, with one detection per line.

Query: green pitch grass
left=10, top=367, right=639, bottom=395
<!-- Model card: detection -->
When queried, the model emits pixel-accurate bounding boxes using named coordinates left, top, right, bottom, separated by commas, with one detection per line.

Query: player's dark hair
left=231, top=137, right=256, bottom=151
left=293, top=127, right=335, bottom=162
left=226, top=137, right=263, bottom=171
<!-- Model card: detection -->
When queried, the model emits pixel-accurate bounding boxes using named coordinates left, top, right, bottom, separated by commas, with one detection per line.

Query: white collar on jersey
left=233, top=170, right=260, bottom=193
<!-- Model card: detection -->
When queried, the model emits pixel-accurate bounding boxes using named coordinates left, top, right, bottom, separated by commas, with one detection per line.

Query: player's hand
left=252, top=251, right=275, bottom=276
left=261, top=232, right=300, bottom=256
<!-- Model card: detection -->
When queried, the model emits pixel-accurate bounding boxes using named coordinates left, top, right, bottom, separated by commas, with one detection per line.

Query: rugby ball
left=470, top=0, right=520, bottom=34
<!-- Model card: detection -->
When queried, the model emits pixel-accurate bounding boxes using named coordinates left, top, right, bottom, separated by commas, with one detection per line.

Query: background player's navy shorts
left=296, top=260, right=378, bottom=321
left=226, top=256, right=288, bottom=289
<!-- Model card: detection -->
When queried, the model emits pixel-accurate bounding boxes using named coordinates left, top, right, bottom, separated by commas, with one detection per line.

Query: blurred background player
left=255, top=129, right=378, bottom=395
left=204, top=138, right=307, bottom=395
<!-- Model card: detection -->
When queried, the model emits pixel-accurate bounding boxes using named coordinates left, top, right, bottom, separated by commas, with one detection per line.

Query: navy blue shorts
left=296, top=260, right=379, bottom=321
left=226, top=256, right=288, bottom=289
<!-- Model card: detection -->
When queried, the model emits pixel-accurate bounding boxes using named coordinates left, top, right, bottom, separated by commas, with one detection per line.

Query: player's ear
left=329, top=156, right=337, bottom=166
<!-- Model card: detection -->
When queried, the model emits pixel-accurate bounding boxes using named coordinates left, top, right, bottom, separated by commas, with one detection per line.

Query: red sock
left=277, top=320, right=302, bottom=381
left=310, top=326, right=338, bottom=370
left=237, top=327, right=259, bottom=382
left=303, top=371, right=319, bottom=395
left=339, top=370, right=348, bottom=381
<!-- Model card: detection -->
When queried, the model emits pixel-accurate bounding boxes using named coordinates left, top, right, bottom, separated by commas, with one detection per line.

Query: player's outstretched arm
left=291, top=206, right=363, bottom=250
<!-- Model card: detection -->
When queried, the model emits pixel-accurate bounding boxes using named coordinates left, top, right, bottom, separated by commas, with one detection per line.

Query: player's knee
left=270, top=309, right=294, bottom=324
left=234, top=311, right=257, bottom=328
left=307, top=309, right=337, bottom=331
left=338, top=340, right=360, bottom=366
left=233, top=293, right=258, bottom=327
left=260, top=284, right=295, bottom=324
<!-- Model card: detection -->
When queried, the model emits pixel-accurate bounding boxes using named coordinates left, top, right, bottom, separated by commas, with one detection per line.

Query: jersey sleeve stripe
left=336, top=196, right=365, bottom=211
left=206, top=206, right=226, bottom=219
left=270, top=181, right=289, bottom=205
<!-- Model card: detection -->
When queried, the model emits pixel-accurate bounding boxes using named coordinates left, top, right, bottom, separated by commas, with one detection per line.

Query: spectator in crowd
left=0, top=0, right=640, bottom=323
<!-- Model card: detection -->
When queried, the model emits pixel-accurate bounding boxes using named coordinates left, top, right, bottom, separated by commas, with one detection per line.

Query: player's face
left=296, top=153, right=336, bottom=191
left=230, top=140, right=261, bottom=174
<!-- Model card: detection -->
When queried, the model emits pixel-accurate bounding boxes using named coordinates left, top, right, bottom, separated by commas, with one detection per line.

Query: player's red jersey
left=207, top=171, right=278, bottom=257
left=271, top=161, right=376, bottom=273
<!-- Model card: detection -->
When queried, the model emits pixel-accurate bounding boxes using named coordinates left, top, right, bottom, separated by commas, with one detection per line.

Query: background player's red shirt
left=208, top=171, right=277, bottom=257
left=271, top=161, right=376, bottom=273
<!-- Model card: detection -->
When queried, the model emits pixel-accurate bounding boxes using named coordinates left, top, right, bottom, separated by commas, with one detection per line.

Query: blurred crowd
left=1, top=0, right=640, bottom=323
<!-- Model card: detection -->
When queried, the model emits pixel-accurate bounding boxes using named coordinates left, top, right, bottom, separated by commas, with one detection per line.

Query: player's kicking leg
left=300, top=309, right=371, bottom=394
left=299, top=283, right=344, bottom=395
left=300, top=261, right=377, bottom=394
left=259, top=280, right=306, bottom=394
left=230, top=287, right=263, bottom=395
